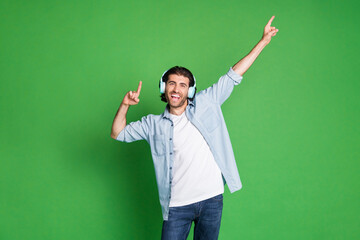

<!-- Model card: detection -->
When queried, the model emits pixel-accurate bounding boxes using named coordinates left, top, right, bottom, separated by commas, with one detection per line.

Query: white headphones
left=160, top=69, right=196, bottom=98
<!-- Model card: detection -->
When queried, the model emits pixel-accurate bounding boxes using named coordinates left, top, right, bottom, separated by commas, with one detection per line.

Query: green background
left=1, top=0, right=359, bottom=239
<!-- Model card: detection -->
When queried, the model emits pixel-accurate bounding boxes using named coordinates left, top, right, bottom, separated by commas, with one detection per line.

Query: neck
left=169, top=100, right=188, bottom=116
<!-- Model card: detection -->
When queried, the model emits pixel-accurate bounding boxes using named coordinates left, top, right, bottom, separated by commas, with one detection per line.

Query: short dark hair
left=160, top=66, right=197, bottom=102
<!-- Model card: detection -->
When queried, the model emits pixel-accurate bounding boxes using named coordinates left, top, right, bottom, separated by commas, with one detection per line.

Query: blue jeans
left=161, top=194, right=223, bottom=240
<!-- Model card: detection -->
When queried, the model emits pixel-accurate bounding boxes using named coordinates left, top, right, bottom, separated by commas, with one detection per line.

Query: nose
left=173, top=84, right=180, bottom=92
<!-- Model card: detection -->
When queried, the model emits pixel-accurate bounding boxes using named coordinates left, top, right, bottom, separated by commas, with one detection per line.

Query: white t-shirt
left=169, top=111, right=224, bottom=207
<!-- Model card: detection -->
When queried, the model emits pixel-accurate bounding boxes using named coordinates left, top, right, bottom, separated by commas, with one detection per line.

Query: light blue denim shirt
left=116, top=67, right=243, bottom=221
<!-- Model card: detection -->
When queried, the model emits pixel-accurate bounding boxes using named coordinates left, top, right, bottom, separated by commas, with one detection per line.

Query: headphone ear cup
left=160, top=81, right=165, bottom=94
left=188, top=87, right=195, bottom=98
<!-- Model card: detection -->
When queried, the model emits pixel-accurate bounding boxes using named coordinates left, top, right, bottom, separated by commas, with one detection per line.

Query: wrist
left=260, top=38, right=270, bottom=46
left=121, top=101, right=130, bottom=108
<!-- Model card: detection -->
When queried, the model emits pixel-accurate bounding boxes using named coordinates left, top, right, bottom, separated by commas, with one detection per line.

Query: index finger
left=266, top=16, right=275, bottom=27
left=136, top=81, right=142, bottom=94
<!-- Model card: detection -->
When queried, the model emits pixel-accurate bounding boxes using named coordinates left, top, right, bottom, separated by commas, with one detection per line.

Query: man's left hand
left=262, top=16, right=279, bottom=44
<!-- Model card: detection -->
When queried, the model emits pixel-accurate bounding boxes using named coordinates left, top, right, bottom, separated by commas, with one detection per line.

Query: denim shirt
left=116, top=67, right=243, bottom=221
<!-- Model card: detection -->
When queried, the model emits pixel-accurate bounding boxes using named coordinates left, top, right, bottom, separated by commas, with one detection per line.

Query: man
left=111, top=16, right=278, bottom=240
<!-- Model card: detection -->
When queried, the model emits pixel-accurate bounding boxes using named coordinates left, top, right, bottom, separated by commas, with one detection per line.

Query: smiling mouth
left=171, top=94, right=180, bottom=101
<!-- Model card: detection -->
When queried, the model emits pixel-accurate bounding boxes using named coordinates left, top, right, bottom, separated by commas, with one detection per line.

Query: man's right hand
left=123, top=81, right=142, bottom=106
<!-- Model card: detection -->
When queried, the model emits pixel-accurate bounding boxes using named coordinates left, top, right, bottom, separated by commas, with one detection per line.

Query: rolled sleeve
left=116, top=116, right=150, bottom=142
left=226, top=67, right=243, bottom=85
left=198, top=67, right=244, bottom=105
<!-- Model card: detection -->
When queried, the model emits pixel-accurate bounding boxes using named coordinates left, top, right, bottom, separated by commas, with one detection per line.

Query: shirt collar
left=162, top=99, right=194, bottom=119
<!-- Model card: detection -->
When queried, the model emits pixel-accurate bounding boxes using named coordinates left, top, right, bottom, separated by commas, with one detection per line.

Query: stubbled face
left=165, top=74, right=190, bottom=110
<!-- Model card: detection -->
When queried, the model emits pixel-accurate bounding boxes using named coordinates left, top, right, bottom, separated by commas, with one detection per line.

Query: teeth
left=171, top=95, right=180, bottom=98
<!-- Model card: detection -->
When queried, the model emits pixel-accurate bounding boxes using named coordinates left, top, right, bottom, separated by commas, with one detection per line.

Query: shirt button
left=170, top=167, right=172, bottom=170
left=169, top=138, right=172, bottom=140
left=170, top=152, right=173, bottom=155
left=170, top=181, right=172, bottom=184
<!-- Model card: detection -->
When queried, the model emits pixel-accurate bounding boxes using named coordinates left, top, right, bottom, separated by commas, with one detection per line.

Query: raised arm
left=110, top=81, right=142, bottom=139
left=232, top=16, right=279, bottom=76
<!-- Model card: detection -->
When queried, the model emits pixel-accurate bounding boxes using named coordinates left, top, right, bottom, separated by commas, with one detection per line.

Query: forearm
left=232, top=39, right=269, bottom=76
left=110, top=102, right=130, bottom=139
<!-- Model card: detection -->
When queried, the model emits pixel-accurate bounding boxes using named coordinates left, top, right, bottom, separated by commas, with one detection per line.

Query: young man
left=111, top=16, right=278, bottom=240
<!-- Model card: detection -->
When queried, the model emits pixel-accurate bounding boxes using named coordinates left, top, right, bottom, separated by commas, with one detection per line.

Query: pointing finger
left=266, top=16, right=275, bottom=27
left=136, top=81, right=142, bottom=94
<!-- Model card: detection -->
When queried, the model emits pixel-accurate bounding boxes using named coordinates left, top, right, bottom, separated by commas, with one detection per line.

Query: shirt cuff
left=116, top=128, right=125, bottom=141
left=226, top=67, right=243, bottom=85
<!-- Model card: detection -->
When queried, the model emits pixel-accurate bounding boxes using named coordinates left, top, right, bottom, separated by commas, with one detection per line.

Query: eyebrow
left=168, top=81, right=188, bottom=86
